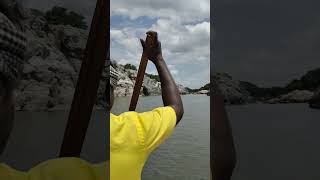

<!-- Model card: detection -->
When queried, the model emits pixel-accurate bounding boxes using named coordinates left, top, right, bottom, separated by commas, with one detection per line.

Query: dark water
left=0, top=110, right=108, bottom=170
left=229, top=103, right=320, bottom=180
left=112, top=95, right=210, bottom=180
left=3, top=97, right=317, bottom=180
left=0, top=95, right=210, bottom=180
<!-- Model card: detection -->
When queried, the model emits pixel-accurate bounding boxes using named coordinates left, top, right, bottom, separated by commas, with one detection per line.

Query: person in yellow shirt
left=0, top=6, right=183, bottom=179
left=0, top=6, right=107, bottom=180
left=108, top=31, right=184, bottom=180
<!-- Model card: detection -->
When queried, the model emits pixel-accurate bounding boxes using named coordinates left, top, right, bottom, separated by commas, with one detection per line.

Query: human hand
left=140, top=31, right=163, bottom=63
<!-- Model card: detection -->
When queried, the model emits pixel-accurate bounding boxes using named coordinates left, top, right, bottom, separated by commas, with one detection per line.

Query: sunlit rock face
left=212, top=73, right=253, bottom=104
left=13, top=7, right=188, bottom=111
left=14, top=8, right=88, bottom=111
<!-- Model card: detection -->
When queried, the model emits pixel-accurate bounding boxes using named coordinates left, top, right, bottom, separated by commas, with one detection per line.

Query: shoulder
left=0, top=158, right=107, bottom=179
left=0, top=163, right=25, bottom=178
left=30, top=158, right=106, bottom=179
left=112, top=106, right=176, bottom=120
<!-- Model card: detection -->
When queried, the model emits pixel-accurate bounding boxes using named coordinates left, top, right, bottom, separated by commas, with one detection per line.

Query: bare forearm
left=154, top=56, right=184, bottom=123
left=211, top=95, right=236, bottom=180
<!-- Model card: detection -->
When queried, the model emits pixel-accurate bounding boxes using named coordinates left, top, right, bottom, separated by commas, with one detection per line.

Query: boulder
left=30, top=16, right=49, bottom=37
left=16, top=81, right=50, bottom=111
left=212, top=73, right=253, bottom=104
left=111, top=63, right=190, bottom=97
left=14, top=10, right=88, bottom=111
left=267, top=90, right=314, bottom=103
left=196, top=90, right=209, bottom=94
left=50, top=25, right=87, bottom=59
left=309, top=88, right=320, bottom=109
left=177, top=84, right=189, bottom=95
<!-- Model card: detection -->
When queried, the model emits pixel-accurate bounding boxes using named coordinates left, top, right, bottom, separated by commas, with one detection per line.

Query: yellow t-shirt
left=0, top=157, right=108, bottom=180
left=0, top=106, right=176, bottom=180
left=110, top=106, right=177, bottom=180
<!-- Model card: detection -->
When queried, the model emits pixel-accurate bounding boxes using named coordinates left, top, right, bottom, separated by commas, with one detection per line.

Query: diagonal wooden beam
left=129, top=33, right=155, bottom=111
left=59, top=0, right=109, bottom=157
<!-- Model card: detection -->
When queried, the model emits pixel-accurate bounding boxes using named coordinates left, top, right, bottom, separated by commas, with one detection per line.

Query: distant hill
left=240, top=68, right=320, bottom=100
left=186, top=83, right=210, bottom=93
left=239, top=68, right=320, bottom=105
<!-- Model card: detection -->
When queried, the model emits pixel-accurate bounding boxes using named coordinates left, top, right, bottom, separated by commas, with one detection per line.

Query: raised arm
left=140, top=31, right=184, bottom=124
left=211, top=80, right=236, bottom=180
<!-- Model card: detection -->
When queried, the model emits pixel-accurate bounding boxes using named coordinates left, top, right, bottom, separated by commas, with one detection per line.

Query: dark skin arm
left=140, top=31, right=184, bottom=124
left=211, top=81, right=236, bottom=180
left=0, top=75, right=15, bottom=154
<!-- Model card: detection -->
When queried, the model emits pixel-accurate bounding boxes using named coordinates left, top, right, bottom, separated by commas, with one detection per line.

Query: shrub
left=45, top=6, right=88, bottom=30
left=124, top=64, right=137, bottom=70
left=146, top=73, right=160, bottom=82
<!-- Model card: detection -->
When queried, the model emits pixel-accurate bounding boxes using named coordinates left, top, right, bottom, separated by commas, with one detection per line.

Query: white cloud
left=111, top=0, right=209, bottom=23
left=111, top=0, right=210, bottom=88
left=111, top=20, right=210, bottom=65
left=168, top=65, right=179, bottom=75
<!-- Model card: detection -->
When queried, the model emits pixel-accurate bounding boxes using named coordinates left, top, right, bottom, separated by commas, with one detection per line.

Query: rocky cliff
left=240, top=68, right=320, bottom=105
left=13, top=8, right=190, bottom=111
left=212, top=72, right=320, bottom=106
left=12, top=7, right=319, bottom=110
left=266, top=90, right=314, bottom=104
left=212, top=73, right=253, bottom=104
left=112, top=63, right=189, bottom=97
left=15, top=9, right=94, bottom=111
left=309, top=87, right=320, bottom=109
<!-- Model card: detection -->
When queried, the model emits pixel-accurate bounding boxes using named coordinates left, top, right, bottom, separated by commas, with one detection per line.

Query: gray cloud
left=111, top=0, right=210, bottom=88
left=213, top=0, right=320, bottom=87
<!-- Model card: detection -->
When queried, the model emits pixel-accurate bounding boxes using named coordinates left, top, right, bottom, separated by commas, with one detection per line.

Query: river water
left=2, top=96, right=319, bottom=180
left=229, top=103, right=320, bottom=180
left=0, top=95, right=210, bottom=180
left=112, top=95, right=210, bottom=180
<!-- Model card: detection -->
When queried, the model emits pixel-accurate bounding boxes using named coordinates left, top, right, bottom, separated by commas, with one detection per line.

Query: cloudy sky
left=16, top=0, right=320, bottom=88
left=19, top=0, right=210, bottom=88
left=111, top=0, right=210, bottom=88
left=214, top=0, right=320, bottom=87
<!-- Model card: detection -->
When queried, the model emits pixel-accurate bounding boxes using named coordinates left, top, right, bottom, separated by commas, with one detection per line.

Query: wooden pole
left=59, top=0, right=109, bottom=157
left=129, top=33, right=155, bottom=111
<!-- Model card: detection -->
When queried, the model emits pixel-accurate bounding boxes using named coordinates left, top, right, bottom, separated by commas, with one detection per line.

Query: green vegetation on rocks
left=241, top=68, right=320, bottom=101
left=123, top=64, right=137, bottom=70
left=186, top=83, right=210, bottom=93
left=43, top=6, right=88, bottom=30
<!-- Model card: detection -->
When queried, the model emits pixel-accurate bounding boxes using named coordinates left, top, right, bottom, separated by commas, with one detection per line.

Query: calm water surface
left=229, top=103, right=320, bottom=180
left=2, top=96, right=318, bottom=180
left=0, top=108, right=108, bottom=170
left=113, top=95, right=210, bottom=180
left=0, top=95, right=210, bottom=180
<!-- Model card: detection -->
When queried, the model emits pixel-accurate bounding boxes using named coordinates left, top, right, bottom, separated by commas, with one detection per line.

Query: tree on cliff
left=124, top=64, right=137, bottom=70
left=186, top=83, right=210, bottom=93
left=241, top=68, right=320, bottom=99
left=45, top=6, right=88, bottom=30
left=286, top=68, right=320, bottom=91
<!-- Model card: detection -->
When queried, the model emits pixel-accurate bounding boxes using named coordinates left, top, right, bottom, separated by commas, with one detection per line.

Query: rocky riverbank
left=309, top=89, right=320, bottom=109
left=214, top=70, right=320, bottom=107
left=7, top=6, right=320, bottom=110
left=212, top=73, right=253, bottom=104
left=12, top=7, right=195, bottom=111
left=13, top=8, right=98, bottom=111
left=112, top=62, right=190, bottom=97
